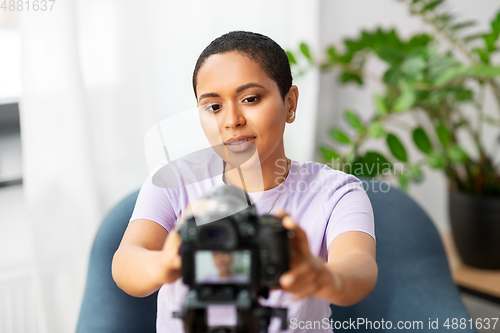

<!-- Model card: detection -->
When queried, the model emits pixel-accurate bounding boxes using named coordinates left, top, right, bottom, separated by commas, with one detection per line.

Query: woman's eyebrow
left=198, top=92, right=219, bottom=103
left=235, top=82, right=266, bottom=93
left=198, top=83, right=266, bottom=103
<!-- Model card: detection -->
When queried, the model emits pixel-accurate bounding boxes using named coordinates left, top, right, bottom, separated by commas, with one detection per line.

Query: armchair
left=76, top=180, right=477, bottom=333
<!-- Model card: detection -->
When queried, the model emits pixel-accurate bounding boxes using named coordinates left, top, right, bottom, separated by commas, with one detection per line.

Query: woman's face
left=196, top=51, right=296, bottom=169
left=213, top=251, right=233, bottom=274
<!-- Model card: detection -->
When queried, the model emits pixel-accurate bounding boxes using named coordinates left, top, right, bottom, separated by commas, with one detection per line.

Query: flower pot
left=448, top=189, right=500, bottom=269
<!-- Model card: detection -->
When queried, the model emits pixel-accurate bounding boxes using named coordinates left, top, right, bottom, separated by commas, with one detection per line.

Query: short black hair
left=193, top=31, right=292, bottom=101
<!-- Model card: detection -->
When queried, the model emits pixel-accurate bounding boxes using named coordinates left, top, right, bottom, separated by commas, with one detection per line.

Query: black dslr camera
left=173, top=185, right=292, bottom=333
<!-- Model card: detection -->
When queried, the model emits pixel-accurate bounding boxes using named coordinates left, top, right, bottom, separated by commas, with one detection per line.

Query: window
left=0, top=10, right=22, bottom=186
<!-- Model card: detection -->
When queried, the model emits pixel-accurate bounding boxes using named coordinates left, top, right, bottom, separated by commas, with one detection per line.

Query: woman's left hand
left=274, top=209, right=341, bottom=301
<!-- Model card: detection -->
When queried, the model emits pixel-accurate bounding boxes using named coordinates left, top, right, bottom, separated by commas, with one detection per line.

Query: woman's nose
left=223, top=103, right=245, bottom=129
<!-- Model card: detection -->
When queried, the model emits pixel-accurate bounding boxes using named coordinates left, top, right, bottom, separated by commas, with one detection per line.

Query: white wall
left=316, top=0, right=500, bottom=232
left=135, top=0, right=321, bottom=163
left=17, top=1, right=323, bottom=332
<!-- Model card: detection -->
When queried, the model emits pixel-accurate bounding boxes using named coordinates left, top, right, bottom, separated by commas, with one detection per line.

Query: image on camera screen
left=195, top=250, right=251, bottom=284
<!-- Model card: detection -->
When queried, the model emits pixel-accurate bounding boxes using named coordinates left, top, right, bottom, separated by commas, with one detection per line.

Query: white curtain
left=19, top=1, right=320, bottom=332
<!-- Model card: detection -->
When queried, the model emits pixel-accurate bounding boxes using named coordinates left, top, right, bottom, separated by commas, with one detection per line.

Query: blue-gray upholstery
left=76, top=190, right=158, bottom=333
left=329, top=181, right=477, bottom=332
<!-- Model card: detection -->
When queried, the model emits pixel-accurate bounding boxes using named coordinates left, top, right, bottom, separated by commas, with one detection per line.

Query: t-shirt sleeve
left=129, top=162, right=180, bottom=233
left=323, top=173, right=375, bottom=251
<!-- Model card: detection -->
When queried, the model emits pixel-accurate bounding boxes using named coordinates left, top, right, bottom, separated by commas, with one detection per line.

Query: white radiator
left=0, top=266, right=39, bottom=333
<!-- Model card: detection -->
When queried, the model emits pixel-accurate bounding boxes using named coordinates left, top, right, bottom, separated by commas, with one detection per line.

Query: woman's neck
left=218, top=270, right=232, bottom=279
left=223, top=150, right=289, bottom=193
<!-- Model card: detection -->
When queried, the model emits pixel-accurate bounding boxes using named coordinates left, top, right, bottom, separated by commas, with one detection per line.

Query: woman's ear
left=285, top=85, right=299, bottom=123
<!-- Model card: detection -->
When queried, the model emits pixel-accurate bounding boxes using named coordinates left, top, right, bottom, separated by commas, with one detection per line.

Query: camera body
left=179, top=205, right=290, bottom=294
left=174, top=185, right=291, bottom=332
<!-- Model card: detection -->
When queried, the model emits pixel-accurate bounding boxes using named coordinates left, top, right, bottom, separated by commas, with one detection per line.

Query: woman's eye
left=206, top=104, right=222, bottom=112
left=244, top=96, right=259, bottom=103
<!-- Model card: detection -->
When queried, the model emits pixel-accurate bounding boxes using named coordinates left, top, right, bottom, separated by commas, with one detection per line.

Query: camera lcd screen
left=195, top=250, right=251, bottom=284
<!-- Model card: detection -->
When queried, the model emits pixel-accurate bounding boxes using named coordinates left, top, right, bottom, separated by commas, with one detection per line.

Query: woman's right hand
left=159, top=198, right=217, bottom=284
left=159, top=227, right=183, bottom=284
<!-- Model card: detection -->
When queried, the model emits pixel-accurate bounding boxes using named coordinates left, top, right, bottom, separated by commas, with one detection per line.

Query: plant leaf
left=393, top=81, right=416, bottom=112
left=412, top=127, right=433, bottom=154
left=327, top=47, right=339, bottom=63
left=374, top=93, right=389, bottom=115
left=433, top=65, right=500, bottom=86
left=368, top=121, right=385, bottom=138
left=406, top=34, right=432, bottom=50
left=422, top=0, right=444, bottom=13
left=386, top=133, right=408, bottom=162
left=401, top=56, right=426, bottom=82
left=435, top=13, right=453, bottom=24
left=286, top=51, right=296, bottom=65
left=463, top=33, right=484, bottom=44
left=359, top=151, right=392, bottom=177
left=377, top=46, right=406, bottom=66
left=491, top=13, right=500, bottom=34
left=447, top=145, right=468, bottom=163
left=319, top=146, right=340, bottom=161
left=409, top=164, right=424, bottom=183
left=329, top=128, right=351, bottom=144
left=427, top=151, right=446, bottom=168
left=483, top=33, right=498, bottom=52
left=473, top=48, right=490, bottom=64
left=436, top=122, right=451, bottom=147
left=383, top=67, right=402, bottom=85
left=340, top=72, right=363, bottom=85
left=427, top=51, right=460, bottom=83
left=300, top=43, right=312, bottom=62
left=398, top=173, right=410, bottom=191
left=451, top=85, right=473, bottom=101
left=345, top=39, right=364, bottom=53
left=470, top=65, right=500, bottom=77
left=450, top=21, right=476, bottom=32
left=344, top=110, right=364, bottom=133
left=433, top=65, right=469, bottom=86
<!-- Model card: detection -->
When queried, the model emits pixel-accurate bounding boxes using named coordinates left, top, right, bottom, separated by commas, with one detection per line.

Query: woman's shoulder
left=290, top=159, right=357, bottom=181
left=289, top=159, right=365, bottom=194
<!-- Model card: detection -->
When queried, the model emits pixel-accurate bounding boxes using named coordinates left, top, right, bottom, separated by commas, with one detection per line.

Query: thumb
left=274, top=209, right=310, bottom=256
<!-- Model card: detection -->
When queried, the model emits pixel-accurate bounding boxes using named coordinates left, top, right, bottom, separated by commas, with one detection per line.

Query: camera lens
left=207, top=227, right=226, bottom=240
left=198, top=221, right=237, bottom=249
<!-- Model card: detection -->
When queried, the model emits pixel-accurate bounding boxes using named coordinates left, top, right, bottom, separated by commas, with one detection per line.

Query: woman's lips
left=225, top=138, right=255, bottom=153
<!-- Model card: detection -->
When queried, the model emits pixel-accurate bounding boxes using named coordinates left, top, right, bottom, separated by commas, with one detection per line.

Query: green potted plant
left=288, top=0, right=500, bottom=269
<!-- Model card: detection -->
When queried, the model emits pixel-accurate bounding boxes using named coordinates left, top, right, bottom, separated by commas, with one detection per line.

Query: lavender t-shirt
left=130, top=151, right=375, bottom=333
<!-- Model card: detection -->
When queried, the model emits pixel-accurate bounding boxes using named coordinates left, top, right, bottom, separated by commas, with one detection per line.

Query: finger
left=168, top=252, right=182, bottom=270
left=163, top=238, right=182, bottom=274
left=291, top=280, right=320, bottom=300
left=164, top=259, right=182, bottom=281
left=282, top=270, right=317, bottom=295
left=273, top=208, right=288, bottom=219
left=284, top=220, right=310, bottom=257
left=165, top=228, right=182, bottom=250
left=313, top=272, right=340, bottom=300
left=273, top=209, right=310, bottom=257
left=280, top=261, right=316, bottom=290
left=162, top=231, right=183, bottom=273
left=293, top=264, right=338, bottom=301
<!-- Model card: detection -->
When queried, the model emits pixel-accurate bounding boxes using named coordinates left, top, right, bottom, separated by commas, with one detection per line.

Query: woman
left=198, top=251, right=249, bottom=284
left=112, top=31, right=377, bottom=333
